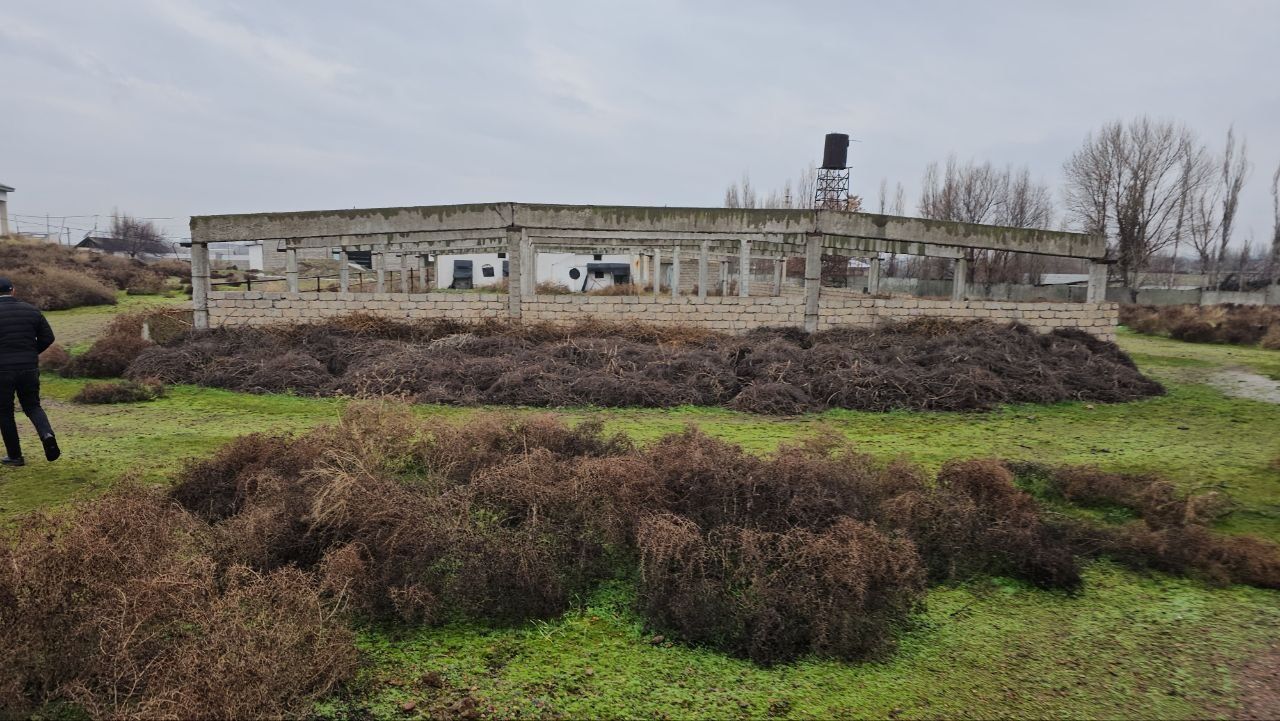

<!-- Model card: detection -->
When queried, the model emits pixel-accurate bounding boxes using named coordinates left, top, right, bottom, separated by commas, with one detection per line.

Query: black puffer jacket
left=0, top=296, right=55, bottom=371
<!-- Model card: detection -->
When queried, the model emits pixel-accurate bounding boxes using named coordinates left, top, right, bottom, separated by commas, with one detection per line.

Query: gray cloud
left=2, top=0, right=1277, bottom=247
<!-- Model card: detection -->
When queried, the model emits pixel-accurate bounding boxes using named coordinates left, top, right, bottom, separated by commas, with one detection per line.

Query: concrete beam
left=193, top=203, right=1104, bottom=261
left=818, top=211, right=1103, bottom=259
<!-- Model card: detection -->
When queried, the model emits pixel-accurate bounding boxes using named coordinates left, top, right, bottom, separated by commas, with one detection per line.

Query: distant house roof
left=0, top=183, right=13, bottom=193
left=77, top=233, right=172, bottom=256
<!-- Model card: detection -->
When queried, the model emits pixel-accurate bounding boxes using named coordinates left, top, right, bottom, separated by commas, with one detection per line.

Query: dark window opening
left=593, top=254, right=603, bottom=261
left=481, top=264, right=495, bottom=278
left=497, top=252, right=507, bottom=259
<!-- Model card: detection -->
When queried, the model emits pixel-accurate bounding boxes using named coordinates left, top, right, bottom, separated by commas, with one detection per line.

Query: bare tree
left=1213, top=126, right=1250, bottom=285
left=918, top=157, right=1052, bottom=283
left=1169, top=142, right=1215, bottom=284
left=108, top=212, right=168, bottom=259
left=1271, top=162, right=1280, bottom=286
left=1063, top=118, right=1203, bottom=287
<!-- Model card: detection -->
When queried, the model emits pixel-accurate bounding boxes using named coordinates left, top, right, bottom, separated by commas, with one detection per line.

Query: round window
left=568, top=268, right=581, bottom=280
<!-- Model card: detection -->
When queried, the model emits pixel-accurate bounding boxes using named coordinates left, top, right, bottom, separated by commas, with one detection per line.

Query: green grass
left=325, top=565, right=1280, bottom=720
left=44, top=292, right=186, bottom=352
left=4, top=317, right=1280, bottom=719
left=1118, top=327, right=1280, bottom=380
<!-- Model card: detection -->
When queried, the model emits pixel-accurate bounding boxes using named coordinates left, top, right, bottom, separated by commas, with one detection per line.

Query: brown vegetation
left=72, top=379, right=166, bottom=404
left=10, top=408, right=1277, bottom=717
left=1121, top=304, right=1280, bottom=346
left=0, top=239, right=187, bottom=310
left=38, top=344, right=70, bottom=372
left=0, top=485, right=356, bottom=720
left=61, top=314, right=152, bottom=378
left=126, top=315, right=1163, bottom=413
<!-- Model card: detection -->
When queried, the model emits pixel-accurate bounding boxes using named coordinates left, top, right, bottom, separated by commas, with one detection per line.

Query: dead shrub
left=131, top=316, right=1163, bottom=414
left=1124, top=304, right=1280, bottom=347
left=71, top=378, right=165, bottom=404
left=0, top=485, right=355, bottom=720
left=124, top=272, right=166, bottom=295
left=879, top=459, right=1082, bottom=589
left=1067, top=522, right=1280, bottom=589
left=61, top=314, right=151, bottom=378
left=7, top=267, right=117, bottom=311
left=1261, top=324, right=1280, bottom=350
left=636, top=514, right=925, bottom=664
left=38, top=343, right=70, bottom=371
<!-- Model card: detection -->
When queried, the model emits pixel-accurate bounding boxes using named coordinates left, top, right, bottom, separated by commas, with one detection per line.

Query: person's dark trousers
left=0, top=369, right=54, bottom=459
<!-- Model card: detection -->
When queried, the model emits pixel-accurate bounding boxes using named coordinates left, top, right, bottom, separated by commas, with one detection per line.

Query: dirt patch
left=1229, top=644, right=1280, bottom=720
left=1207, top=367, right=1280, bottom=404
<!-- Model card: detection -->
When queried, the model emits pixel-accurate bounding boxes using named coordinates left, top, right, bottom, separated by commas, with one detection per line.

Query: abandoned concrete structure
left=189, top=202, right=1117, bottom=338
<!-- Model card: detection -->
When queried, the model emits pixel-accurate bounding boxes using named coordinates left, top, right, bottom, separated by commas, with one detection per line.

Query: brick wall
left=206, top=291, right=1118, bottom=339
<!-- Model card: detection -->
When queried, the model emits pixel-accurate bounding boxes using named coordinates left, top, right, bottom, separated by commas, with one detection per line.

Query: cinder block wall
left=205, top=291, right=1118, bottom=340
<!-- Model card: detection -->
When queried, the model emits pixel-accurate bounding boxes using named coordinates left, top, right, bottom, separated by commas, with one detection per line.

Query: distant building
left=77, top=233, right=173, bottom=259
left=0, top=183, right=12, bottom=237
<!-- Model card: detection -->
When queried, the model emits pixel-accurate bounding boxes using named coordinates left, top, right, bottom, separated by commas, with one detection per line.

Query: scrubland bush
left=61, top=314, right=151, bottom=378
left=1120, top=303, right=1280, bottom=347
left=71, top=379, right=166, bottom=404
left=38, top=343, right=70, bottom=371
left=11, top=404, right=1279, bottom=718
left=0, top=485, right=355, bottom=720
left=0, top=239, right=187, bottom=310
left=6, top=268, right=117, bottom=310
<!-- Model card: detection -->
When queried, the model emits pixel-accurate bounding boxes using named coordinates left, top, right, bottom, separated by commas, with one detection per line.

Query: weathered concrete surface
left=191, top=202, right=1105, bottom=260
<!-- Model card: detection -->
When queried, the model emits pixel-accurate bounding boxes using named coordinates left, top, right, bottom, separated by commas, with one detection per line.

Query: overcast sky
left=2, top=0, right=1277, bottom=249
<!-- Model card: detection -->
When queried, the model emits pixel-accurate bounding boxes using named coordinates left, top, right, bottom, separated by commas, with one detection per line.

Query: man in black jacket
left=0, top=277, right=60, bottom=465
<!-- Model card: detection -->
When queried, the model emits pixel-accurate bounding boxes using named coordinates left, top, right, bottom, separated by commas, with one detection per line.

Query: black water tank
left=821, top=133, right=849, bottom=169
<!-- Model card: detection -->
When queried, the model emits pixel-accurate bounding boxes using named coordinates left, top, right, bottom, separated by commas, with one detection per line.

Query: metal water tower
left=814, top=133, right=850, bottom=210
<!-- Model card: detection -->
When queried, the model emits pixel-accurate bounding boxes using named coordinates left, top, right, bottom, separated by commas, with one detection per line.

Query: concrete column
left=285, top=247, right=299, bottom=293
left=0, top=198, right=9, bottom=237
left=375, top=246, right=387, bottom=293
left=773, top=258, right=785, bottom=296
left=697, top=240, right=709, bottom=300
left=720, top=259, right=730, bottom=296
left=804, top=234, right=822, bottom=334
left=338, top=248, right=349, bottom=292
left=653, top=248, right=662, bottom=297
left=399, top=253, right=410, bottom=294
left=520, top=233, right=534, bottom=297
left=1087, top=261, right=1109, bottom=303
left=670, top=246, right=681, bottom=298
left=640, top=254, right=649, bottom=284
left=738, top=238, right=751, bottom=297
left=417, top=255, right=429, bottom=292
left=506, top=227, right=522, bottom=318
left=191, top=241, right=210, bottom=330
left=951, top=257, right=968, bottom=302
left=867, top=256, right=882, bottom=295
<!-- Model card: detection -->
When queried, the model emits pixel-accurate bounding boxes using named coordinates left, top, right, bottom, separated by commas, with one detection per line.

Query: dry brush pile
left=1121, top=304, right=1280, bottom=348
left=4, top=407, right=1279, bottom=717
left=120, top=314, right=1163, bottom=414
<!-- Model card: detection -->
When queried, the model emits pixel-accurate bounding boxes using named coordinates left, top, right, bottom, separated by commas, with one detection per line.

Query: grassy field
left=4, top=317, right=1279, bottom=719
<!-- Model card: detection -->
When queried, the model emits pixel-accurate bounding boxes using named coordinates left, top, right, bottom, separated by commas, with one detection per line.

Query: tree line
left=724, top=117, right=1280, bottom=290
